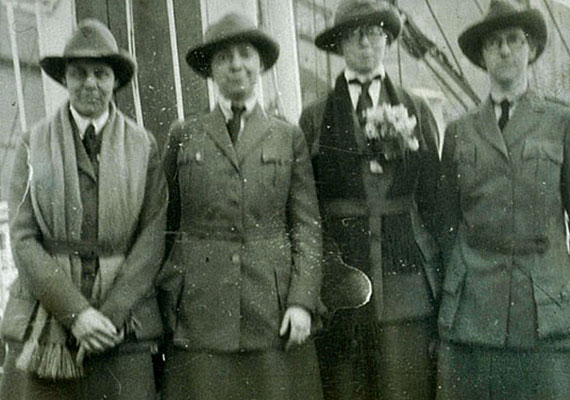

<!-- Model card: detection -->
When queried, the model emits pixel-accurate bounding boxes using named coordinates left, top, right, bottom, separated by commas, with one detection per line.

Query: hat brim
left=40, top=51, right=136, bottom=90
left=186, top=30, right=280, bottom=78
left=315, top=9, right=402, bottom=54
left=458, top=9, right=547, bottom=69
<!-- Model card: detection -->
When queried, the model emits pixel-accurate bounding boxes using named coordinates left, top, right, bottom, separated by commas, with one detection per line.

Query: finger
left=76, top=346, right=85, bottom=365
left=279, top=313, right=291, bottom=337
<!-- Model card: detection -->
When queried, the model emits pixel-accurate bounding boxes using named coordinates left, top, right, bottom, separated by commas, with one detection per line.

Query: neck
left=489, top=75, right=528, bottom=101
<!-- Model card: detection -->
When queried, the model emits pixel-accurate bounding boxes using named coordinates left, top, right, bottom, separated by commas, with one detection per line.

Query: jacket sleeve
left=436, top=121, right=461, bottom=261
left=285, top=126, right=323, bottom=313
left=415, top=97, right=442, bottom=241
left=8, top=135, right=90, bottom=328
left=99, top=134, right=168, bottom=329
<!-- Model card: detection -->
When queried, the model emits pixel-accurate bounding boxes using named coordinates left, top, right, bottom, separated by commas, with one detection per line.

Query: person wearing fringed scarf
left=157, top=13, right=323, bottom=400
left=0, top=19, right=167, bottom=400
left=299, top=1, right=442, bottom=399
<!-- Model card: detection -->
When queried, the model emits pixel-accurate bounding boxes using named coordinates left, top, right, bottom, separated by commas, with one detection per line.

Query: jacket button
left=231, top=254, right=241, bottom=265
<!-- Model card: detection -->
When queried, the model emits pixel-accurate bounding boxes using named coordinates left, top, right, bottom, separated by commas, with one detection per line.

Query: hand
left=279, top=306, right=312, bottom=351
left=71, top=307, right=121, bottom=354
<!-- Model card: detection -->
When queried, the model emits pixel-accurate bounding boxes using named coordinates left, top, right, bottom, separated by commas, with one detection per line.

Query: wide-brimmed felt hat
left=459, top=0, right=547, bottom=69
left=186, top=13, right=280, bottom=78
left=40, top=18, right=136, bottom=90
left=315, top=0, right=402, bottom=54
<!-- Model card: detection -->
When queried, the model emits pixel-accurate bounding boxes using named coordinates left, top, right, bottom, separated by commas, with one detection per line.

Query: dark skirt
left=161, top=342, right=323, bottom=400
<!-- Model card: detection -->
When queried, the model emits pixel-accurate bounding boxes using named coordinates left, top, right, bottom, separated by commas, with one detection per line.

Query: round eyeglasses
left=482, top=32, right=528, bottom=52
left=344, top=25, right=387, bottom=43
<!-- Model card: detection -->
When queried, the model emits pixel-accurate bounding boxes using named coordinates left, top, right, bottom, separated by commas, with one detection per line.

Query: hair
left=477, top=27, right=538, bottom=66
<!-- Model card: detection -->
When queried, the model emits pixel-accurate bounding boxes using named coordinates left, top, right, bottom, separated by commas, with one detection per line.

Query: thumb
left=279, top=310, right=291, bottom=336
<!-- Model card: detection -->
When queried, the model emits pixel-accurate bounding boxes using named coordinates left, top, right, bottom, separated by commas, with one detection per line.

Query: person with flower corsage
left=299, top=0, right=441, bottom=399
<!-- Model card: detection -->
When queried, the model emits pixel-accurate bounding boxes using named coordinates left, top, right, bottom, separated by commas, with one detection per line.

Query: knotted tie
left=498, top=99, right=511, bottom=132
left=227, top=105, right=246, bottom=145
left=83, top=124, right=101, bottom=163
left=350, top=79, right=374, bottom=128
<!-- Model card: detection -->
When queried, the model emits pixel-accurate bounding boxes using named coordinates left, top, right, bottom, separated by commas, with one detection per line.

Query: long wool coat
left=438, top=93, right=570, bottom=349
left=299, top=74, right=442, bottom=322
left=159, top=105, right=322, bottom=352
left=2, top=106, right=167, bottom=346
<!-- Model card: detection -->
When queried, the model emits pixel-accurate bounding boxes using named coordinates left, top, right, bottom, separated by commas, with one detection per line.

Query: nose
left=498, top=38, right=511, bottom=55
left=358, top=32, right=371, bottom=46
left=84, top=72, right=97, bottom=87
left=229, top=49, right=244, bottom=70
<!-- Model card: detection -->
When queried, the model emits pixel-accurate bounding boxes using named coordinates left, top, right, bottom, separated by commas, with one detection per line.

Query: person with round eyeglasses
left=300, top=0, right=442, bottom=399
left=436, top=1, right=570, bottom=399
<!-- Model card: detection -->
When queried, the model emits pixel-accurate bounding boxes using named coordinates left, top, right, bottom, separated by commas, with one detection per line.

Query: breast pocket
left=522, top=139, right=563, bottom=188
left=177, top=147, right=206, bottom=188
left=261, top=146, right=291, bottom=188
left=454, top=141, right=477, bottom=188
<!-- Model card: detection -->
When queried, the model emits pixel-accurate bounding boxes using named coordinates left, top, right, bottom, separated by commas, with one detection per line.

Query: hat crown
left=486, top=0, right=527, bottom=20
left=63, top=19, right=120, bottom=58
left=204, top=13, right=258, bottom=45
left=334, top=0, right=395, bottom=26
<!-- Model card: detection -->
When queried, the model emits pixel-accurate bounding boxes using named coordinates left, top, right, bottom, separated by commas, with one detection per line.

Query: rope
left=397, top=35, right=403, bottom=86
left=472, top=0, right=485, bottom=15
left=423, top=60, right=469, bottom=111
left=166, top=0, right=184, bottom=121
left=541, top=0, right=570, bottom=61
left=423, top=0, right=466, bottom=78
left=125, top=0, right=144, bottom=126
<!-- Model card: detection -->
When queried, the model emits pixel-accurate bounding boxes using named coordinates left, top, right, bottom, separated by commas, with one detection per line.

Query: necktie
left=227, top=105, right=246, bottom=145
left=498, top=99, right=511, bottom=131
left=350, top=79, right=374, bottom=128
left=83, top=124, right=100, bottom=163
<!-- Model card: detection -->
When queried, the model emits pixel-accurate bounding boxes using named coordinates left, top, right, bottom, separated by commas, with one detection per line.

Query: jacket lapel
left=201, top=107, right=239, bottom=169
left=501, top=91, right=544, bottom=149
left=475, top=98, right=510, bottom=160
left=236, top=104, right=272, bottom=163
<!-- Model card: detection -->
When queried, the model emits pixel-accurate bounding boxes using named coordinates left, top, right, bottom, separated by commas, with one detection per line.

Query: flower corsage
left=364, top=103, right=419, bottom=174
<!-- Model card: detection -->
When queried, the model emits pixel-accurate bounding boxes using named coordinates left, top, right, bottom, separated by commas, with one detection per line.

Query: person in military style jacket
left=437, top=1, right=570, bottom=399
left=299, top=1, right=441, bottom=399
left=158, top=13, right=323, bottom=400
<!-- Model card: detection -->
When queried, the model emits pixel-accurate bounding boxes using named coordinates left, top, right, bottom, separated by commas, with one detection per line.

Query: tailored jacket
left=299, top=74, right=441, bottom=322
left=438, top=93, right=570, bottom=348
left=159, top=104, right=322, bottom=352
left=2, top=107, right=167, bottom=345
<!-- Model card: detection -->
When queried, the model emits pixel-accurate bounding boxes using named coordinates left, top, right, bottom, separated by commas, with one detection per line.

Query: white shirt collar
left=344, top=65, right=385, bottom=84
left=70, top=105, right=109, bottom=139
left=218, top=93, right=260, bottom=122
left=489, top=80, right=528, bottom=105
left=344, top=65, right=386, bottom=110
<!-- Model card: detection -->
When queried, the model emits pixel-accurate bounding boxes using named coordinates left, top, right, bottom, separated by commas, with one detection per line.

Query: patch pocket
left=523, top=139, right=563, bottom=164
left=261, top=147, right=286, bottom=186
left=455, top=142, right=477, bottom=165
left=177, top=148, right=205, bottom=166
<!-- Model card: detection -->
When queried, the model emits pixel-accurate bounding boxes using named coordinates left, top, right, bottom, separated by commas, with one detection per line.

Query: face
left=64, top=59, right=116, bottom=118
left=481, top=27, right=536, bottom=89
left=340, top=24, right=388, bottom=75
left=211, top=42, right=261, bottom=103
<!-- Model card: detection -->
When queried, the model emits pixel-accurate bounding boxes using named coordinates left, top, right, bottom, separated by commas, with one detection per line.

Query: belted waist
left=42, top=239, right=128, bottom=259
left=174, top=226, right=287, bottom=242
left=465, top=232, right=549, bottom=255
left=322, top=197, right=415, bottom=218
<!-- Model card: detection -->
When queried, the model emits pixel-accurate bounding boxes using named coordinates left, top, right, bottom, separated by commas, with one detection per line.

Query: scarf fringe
left=16, top=341, right=84, bottom=380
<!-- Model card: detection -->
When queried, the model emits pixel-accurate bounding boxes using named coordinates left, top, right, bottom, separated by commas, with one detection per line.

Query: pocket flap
left=523, top=140, right=563, bottom=164
left=178, top=148, right=205, bottom=166
left=261, top=146, right=283, bottom=163
left=455, top=142, right=476, bottom=165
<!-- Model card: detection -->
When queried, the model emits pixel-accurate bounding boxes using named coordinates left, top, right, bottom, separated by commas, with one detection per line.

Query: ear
left=113, top=77, right=120, bottom=89
left=528, top=43, right=537, bottom=63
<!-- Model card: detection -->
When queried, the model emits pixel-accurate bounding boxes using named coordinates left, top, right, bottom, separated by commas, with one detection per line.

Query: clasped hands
left=279, top=305, right=312, bottom=351
left=71, top=307, right=123, bottom=364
